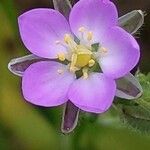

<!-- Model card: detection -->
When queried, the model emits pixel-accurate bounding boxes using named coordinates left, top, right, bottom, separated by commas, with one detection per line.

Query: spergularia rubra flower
left=18, top=0, right=140, bottom=113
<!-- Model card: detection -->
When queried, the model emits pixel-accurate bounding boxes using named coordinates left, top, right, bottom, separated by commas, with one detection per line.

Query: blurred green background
left=0, top=0, right=150, bottom=149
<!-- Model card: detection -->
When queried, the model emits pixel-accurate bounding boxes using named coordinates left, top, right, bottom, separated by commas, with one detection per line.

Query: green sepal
left=91, top=43, right=100, bottom=52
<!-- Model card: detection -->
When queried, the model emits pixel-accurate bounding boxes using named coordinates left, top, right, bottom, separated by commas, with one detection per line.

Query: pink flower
left=18, top=0, right=140, bottom=113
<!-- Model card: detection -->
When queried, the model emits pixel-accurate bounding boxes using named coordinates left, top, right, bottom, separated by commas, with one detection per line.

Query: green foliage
left=115, top=73, right=150, bottom=133
left=0, top=0, right=18, bottom=36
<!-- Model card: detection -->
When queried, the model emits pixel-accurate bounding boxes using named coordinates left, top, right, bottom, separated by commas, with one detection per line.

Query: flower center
left=56, top=27, right=108, bottom=79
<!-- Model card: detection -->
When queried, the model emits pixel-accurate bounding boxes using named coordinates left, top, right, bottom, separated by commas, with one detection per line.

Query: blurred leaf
left=120, top=104, right=150, bottom=133
left=1, top=0, right=18, bottom=36
left=73, top=123, right=150, bottom=150
left=0, top=81, right=60, bottom=150
left=0, top=124, right=11, bottom=150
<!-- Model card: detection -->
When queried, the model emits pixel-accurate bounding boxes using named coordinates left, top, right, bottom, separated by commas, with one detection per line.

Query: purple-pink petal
left=99, top=26, right=140, bottom=79
left=68, top=73, right=116, bottom=113
left=69, top=0, right=118, bottom=43
left=22, top=61, right=75, bottom=107
left=18, top=8, right=71, bottom=59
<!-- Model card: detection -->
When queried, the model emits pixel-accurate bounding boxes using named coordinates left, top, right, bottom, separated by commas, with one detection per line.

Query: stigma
left=70, top=45, right=93, bottom=70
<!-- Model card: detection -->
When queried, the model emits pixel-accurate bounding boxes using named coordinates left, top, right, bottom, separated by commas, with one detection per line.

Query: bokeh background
left=0, top=0, right=150, bottom=149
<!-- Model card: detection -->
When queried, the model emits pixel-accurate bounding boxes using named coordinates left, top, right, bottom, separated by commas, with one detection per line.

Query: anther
left=88, top=59, right=95, bottom=67
left=64, top=34, right=72, bottom=44
left=100, top=47, right=108, bottom=53
left=57, top=53, right=65, bottom=61
left=78, top=27, right=86, bottom=33
left=87, top=31, right=93, bottom=41
left=69, top=54, right=77, bottom=73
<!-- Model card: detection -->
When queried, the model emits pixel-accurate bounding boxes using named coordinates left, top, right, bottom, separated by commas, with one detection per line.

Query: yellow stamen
left=64, top=34, right=77, bottom=50
left=57, top=69, right=64, bottom=74
left=70, top=54, right=77, bottom=72
left=78, top=27, right=86, bottom=33
left=57, top=53, right=65, bottom=61
left=70, top=66, right=78, bottom=73
left=64, top=34, right=73, bottom=44
left=82, top=68, right=88, bottom=79
left=88, top=59, right=95, bottom=67
left=87, top=31, right=93, bottom=41
left=71, top=53, right=77, bottom=66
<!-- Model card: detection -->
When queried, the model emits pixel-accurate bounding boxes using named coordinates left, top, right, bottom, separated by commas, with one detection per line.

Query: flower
left=18, top=0, right=140, bottom=113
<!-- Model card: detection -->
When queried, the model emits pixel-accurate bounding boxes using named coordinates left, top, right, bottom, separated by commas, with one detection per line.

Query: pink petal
left=99, top=26, right=140, bottom=79
left=69, top=0, right=118, bottom=43
left=18, top=8, right=71, bottom=58
left=68, top=73, right=116, bottom=113
left=22, top=61, right=75, bottom=107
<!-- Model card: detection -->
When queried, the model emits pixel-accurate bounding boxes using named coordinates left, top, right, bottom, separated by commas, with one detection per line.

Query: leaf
left=115, top=73, right=150, bottom=133
left=0, top=0, right=18, bottom=36
left=121, top=104, right=150, bottom=133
